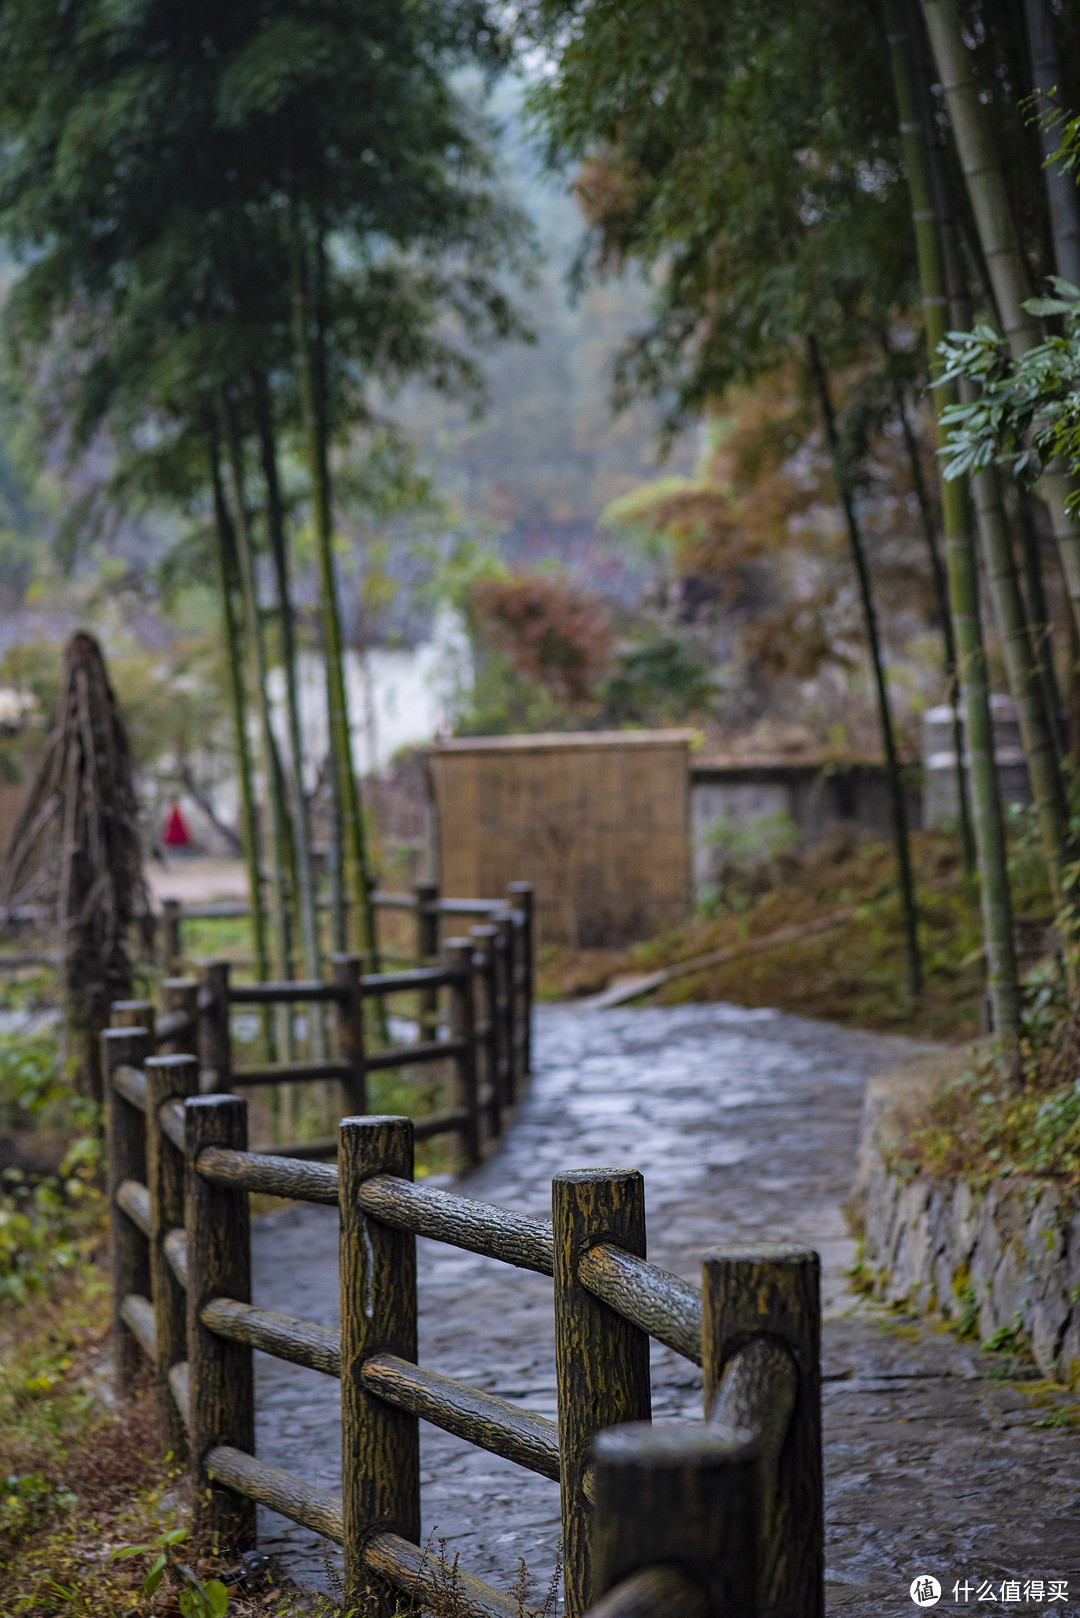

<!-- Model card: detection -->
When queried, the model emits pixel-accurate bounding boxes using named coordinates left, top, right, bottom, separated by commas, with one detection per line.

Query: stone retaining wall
left=852, top=1054, right=1080, bottom=1386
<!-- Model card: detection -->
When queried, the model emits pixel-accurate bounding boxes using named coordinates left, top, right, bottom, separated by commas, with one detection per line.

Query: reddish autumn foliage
left=471, top=572, right=612, bottom=703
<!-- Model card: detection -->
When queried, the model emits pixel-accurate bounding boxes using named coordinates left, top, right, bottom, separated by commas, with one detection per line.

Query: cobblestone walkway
left=251, top=1002, right=1080, bottom=1615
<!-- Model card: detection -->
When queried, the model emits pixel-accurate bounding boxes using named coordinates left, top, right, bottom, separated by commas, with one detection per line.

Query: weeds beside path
left=538, top=830, right=1054, bottom=1042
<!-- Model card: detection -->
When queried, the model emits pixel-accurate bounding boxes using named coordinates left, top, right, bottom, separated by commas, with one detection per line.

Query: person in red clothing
left=162, top=801, right=190, bottom=849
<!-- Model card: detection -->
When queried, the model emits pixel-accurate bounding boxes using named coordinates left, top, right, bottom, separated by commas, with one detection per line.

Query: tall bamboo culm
left=207, top=427, right=272, bottom=1010
left=884, top=0, right=1021, bottom=1045
left=920, top=0, right=1080, bottom=638
left=289, top=212, right=379, bottom=978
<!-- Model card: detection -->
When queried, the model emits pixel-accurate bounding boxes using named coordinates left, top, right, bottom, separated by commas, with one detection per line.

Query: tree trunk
left=289, top=208, right=381, bottom=973
left=920, top=0, right=1080, bottom=636
left=885, top=0, right=1021, bottom=1047
left=207, top=424, right=272, bottom=995
left=806, top=335, right=922, bottom=1000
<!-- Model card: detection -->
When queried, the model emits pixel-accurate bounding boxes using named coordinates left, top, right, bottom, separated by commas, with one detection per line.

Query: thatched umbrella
left=3, top=632, right=150, bottom=1100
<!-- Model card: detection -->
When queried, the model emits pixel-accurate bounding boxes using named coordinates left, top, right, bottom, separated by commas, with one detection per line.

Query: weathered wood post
left=589, top=1421, right=758, bottom=1618
left=415, top=879, right=440, bottom=1045
left=490, top=912, right=514, bottom=1108
left=701, top=1245, right=822, bottom=1618
left=185, top=1094, right=255, bottom=1549
left=159, top=977, right=199, bottom=1054
left=111, top=998, right=157, bottom=1046
left=338, top=1117, right=420, bottom=1617
left=197, top=960, right=232, bottom=1094
left=103, top=1025, right=152, bottom=1391
left=443, top=939, right=480, bottom=1168
left=144, top=1053, right=199, bottom=1456
left=162, top=898, right=183, bottom=975
left=469, top=924, right=501, bottom=1141
left=331, top=953, right=367, bottom=1116
left=553, top=1169, right=652, bottom=1617
left=506, top=881, right=534, bottom=1078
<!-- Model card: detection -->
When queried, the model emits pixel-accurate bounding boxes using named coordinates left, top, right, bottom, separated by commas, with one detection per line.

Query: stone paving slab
left=250, top=1002, right=1080, bottom=1615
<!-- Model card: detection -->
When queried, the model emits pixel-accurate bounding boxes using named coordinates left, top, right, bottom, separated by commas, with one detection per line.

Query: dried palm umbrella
left=3, top=632, right=150, bottom=1100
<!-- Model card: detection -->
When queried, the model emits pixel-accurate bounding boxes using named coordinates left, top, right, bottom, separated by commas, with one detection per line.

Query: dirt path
left=251, top=1002, right=1080, bottom=1616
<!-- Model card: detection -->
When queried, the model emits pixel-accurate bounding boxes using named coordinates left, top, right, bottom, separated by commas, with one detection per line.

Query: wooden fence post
left=590, top=1420, right=758, bottom=1618
left=160, top=977, right=199, bottom=1054
left=415, top=880, right=440, bottom=1042
left=331, top=953, right=367, bottom=1116
left=103, top=1025, right=151, bottom=1392
left=506, top=881, right=534, bottom=1078
left=443, top=939, right=480, bottom=1169
left=553, top=1170, right=652, bottom=1617
left=701, top=1246, right=822, bottom=1618
left=469, top=924, right=502, bottom=1141
left=111, top=999, right=157, bottom=1046
left=162, top=898, right=183, bottom=974
left=338, top=1116, right=420, bottom=1617
left=144, top=1053, right=199, bottom=1457
left=197, top=960, right=232, bottom=1094
left=491, top=912, right=514, bottom=1108
left=185, top=1094, right=255, bottom=1549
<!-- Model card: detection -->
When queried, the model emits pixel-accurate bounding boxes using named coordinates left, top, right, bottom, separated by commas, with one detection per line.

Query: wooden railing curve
left=155, top=881, right=534, bottom=1089
left=115, top=884, right=532, bottom=1170
left=105, top=1032, right=824, bottom=1618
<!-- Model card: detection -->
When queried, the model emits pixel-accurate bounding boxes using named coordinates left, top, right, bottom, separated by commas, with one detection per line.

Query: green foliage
left=697, top=809, right=800, bottom=913
left=889, top=1038, right=1080, bottom=1191
left=601, top=631, right=717, bottom=724
left=0, top=1147, right=103, bottom=1307
left=0, top=1031, right=74, bottom=1134
left=0, top=1031, right=103, bottom=1305
left=521, top=0, right=916, bottom=426
left=937, top=281, right=1080, bottom=502
left=114, top=1529, right=229, bottom=1617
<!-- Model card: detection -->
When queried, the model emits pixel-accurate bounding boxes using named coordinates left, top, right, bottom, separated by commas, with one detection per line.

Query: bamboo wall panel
left=428, top=732, right=693, bottom=947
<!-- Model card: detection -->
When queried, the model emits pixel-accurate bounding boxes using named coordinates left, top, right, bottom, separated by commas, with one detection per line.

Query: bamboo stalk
left=885, top=0, right=1021, bottom=1046
left=207, top=424, right=272, bottom=1008
left=251, top=371, right=323, bottom=1010
left=968, top=459, right=1070, bottom=905
left=889, top=357, right=975, bottom=870
left=920, top=0, right=1080, bottom=635
left=806, top=336, right=922, bottom=999
left=1022, top=0, right=1080, bottom=289
left=289, top=210, right=380, bottom=975
left=1015, top=486, right=1065, bottom=760
left=220, top=393, right=297, bottom=1061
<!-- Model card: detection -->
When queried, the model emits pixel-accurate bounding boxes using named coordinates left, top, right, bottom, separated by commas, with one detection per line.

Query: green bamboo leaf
left=1025, top=297, right=1075, bottom=317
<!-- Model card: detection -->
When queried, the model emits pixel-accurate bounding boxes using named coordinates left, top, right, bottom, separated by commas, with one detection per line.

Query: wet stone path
left=252, top=1003, right=1080, bottom=1615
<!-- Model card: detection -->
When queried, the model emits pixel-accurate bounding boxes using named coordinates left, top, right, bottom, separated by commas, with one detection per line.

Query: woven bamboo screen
left=427, top=731, right=694, bottom=946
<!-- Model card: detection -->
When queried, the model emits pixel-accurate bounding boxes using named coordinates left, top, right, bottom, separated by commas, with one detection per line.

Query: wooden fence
left=106, top=1046, right=824, bottom=1618
left=111, top=883, right=533, bottom=1167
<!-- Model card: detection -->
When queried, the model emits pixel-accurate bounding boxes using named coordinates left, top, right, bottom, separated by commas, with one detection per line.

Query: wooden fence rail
left=106, top=1041, right=823, bottom=1618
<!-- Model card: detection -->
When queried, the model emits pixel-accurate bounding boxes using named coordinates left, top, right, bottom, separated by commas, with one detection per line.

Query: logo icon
left=910, top=1577, right=942, bottom=1607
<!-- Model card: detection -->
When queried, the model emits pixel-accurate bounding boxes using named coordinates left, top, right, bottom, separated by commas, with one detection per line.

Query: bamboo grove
left=521, top=0, right=1080, bottom=1066
left=3, top=1, right=1080, bottom=1072
left=0, top=0, right=528, bottom=1002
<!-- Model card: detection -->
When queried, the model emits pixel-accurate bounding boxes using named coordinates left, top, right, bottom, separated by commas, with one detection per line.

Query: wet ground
left=251, top=1002, right=1080, bottom=1616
